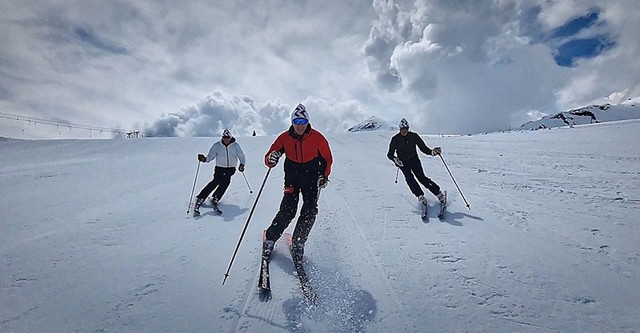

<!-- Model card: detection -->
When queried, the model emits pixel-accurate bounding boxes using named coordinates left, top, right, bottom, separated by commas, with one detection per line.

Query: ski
left=284, top=233, right=318, bottom=305
left=192, top=206, right=220, bottom=217
left=438, top=190, right=447, bottom=220
left=258, top=257, right=271, bottom=301
left=258, top=230, right=271, bottom=301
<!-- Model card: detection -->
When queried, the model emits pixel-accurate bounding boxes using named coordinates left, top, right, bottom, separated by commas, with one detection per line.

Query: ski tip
left=258, top=289, right=272, bottom=302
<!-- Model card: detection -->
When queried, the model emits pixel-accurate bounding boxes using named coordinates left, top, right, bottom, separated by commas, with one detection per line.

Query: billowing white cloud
left=553, top=0, right=640, bottom=107
left=362, top=0, right=640, bottom=133
left=142, top=91, right=368, bottom=136
left=1, top=0, right=638, bottom=137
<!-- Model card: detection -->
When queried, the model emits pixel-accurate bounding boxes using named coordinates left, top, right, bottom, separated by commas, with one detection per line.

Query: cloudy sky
left=1, top=0, right=638, bottom=137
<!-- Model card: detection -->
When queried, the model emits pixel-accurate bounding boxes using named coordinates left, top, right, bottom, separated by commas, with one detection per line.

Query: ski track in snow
left=230, top=241, right=304, bottom=333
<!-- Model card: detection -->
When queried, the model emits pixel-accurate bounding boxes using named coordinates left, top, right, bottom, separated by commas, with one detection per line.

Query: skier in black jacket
left=387, top=118, right=445, bottom=206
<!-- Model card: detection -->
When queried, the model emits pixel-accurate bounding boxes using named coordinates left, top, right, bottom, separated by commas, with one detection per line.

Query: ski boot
left=193, top=197, right=204, bottom=217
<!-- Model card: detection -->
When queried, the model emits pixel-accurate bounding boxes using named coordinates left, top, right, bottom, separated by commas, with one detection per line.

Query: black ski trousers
left=400, top=155, right=440, bottom=198
left=265, top=172, right=319, bottom=260
left=196, top=166, right=235, bottom=201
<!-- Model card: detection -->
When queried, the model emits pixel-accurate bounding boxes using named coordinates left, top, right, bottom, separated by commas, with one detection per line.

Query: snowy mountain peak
left=520, top=102, right=639, bottom=130
left=348, top=116, right=396, bottom=132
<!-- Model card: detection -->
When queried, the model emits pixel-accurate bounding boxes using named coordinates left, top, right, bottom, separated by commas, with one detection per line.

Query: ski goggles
left=292, top=118, right=309, bottom=125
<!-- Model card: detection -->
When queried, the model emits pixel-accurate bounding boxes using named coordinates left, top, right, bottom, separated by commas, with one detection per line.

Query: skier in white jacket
left=193, top=129, right=246, bottom=215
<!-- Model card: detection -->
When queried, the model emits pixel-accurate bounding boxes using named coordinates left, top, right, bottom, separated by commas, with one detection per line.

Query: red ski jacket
left=264, top=125, right=333, bottom=178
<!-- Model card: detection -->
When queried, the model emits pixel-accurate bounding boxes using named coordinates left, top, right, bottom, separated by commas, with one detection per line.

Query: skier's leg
left=196, top=179, right=219, bottom=199
left=196, top=168, right=222, bottom=199
left=400, top=165, right=424, bottom=197
left=411, top=160, right=441, bottom=196
left=265, top=186, right=300, bottom=243
left=291, top=183, right=319, bottom=262
left=212, top=168, right=235, bottom=201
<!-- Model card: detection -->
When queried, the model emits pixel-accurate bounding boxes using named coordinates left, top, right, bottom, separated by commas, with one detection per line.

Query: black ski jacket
left=387, top=131, right=433, bottom=163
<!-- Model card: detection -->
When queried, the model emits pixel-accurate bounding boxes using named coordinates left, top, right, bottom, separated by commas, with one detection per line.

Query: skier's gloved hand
left=238, top=164, right=245, bottom=172
left=317, top=175, right=329, bottom=189
left=432, top=147, right=442, bottom=156
left=267, top=151, right=282, bottom=167
left=393, top=156, right=404, bottom=168
left=198, top=154, right=206, bottom=162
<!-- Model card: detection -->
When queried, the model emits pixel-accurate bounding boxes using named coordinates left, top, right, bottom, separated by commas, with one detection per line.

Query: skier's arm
left=264, top=133, right=286, bottom=167
left=387, top=138, right=397, bottom=160
left=236, top=144, right=246, bottom=166
left=415, top=133, right=433, bottom=156
left=204, top=143, right=218, bottom=163
left=317, top=135, right=333, bottom=178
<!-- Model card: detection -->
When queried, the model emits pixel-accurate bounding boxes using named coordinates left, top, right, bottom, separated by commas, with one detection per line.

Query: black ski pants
left=400, top=156, right=440, bottom=198
left=196, top=166, right=235, bottom=201
left=265, top=172, right=319, bottom=260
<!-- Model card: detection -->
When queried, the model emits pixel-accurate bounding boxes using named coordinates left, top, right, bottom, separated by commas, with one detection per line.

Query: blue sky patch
left=549, top=11, right=599, bottom=39
left=554, top=37, right=616, bottom=66
left=540, top=9, right=616, bottom=67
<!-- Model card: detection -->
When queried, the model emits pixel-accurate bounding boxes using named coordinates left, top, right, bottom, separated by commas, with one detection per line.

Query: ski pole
left=223, top=167, right=271, bottom=285
left=241, top=171, right=253, bottom=193
left=395, top=167, right=399, bottom=183
left=439, top=154, right=471, bottom=210
left=186, top=161, right=201, bottom=215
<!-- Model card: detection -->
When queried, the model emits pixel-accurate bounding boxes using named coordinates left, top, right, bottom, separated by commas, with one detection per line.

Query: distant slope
left=520, top=102, right=639, bottom=130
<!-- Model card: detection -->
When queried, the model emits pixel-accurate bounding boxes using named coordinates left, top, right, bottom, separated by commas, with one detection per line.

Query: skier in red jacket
left=262, top=103, right=333, bottom=263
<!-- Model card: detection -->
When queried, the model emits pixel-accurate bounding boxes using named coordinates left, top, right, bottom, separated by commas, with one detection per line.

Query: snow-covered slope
left=1, top=121, right=639, bottom=332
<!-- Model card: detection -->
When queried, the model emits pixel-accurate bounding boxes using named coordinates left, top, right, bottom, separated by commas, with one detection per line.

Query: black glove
left=393, top=157, right=404, bottom=168
left=431, top=147, right=442, bottom=156
left=198, top=154, right=206, bottom=162
left=238, top=164, right=245, bottom=172
left=267, top=151, right=281, bottom=167
left=317, top=175, right=329, bottom=189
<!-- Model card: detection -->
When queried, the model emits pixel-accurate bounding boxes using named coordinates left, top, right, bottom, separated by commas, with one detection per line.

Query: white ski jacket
left=204, top=138, right=246, bottom=168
